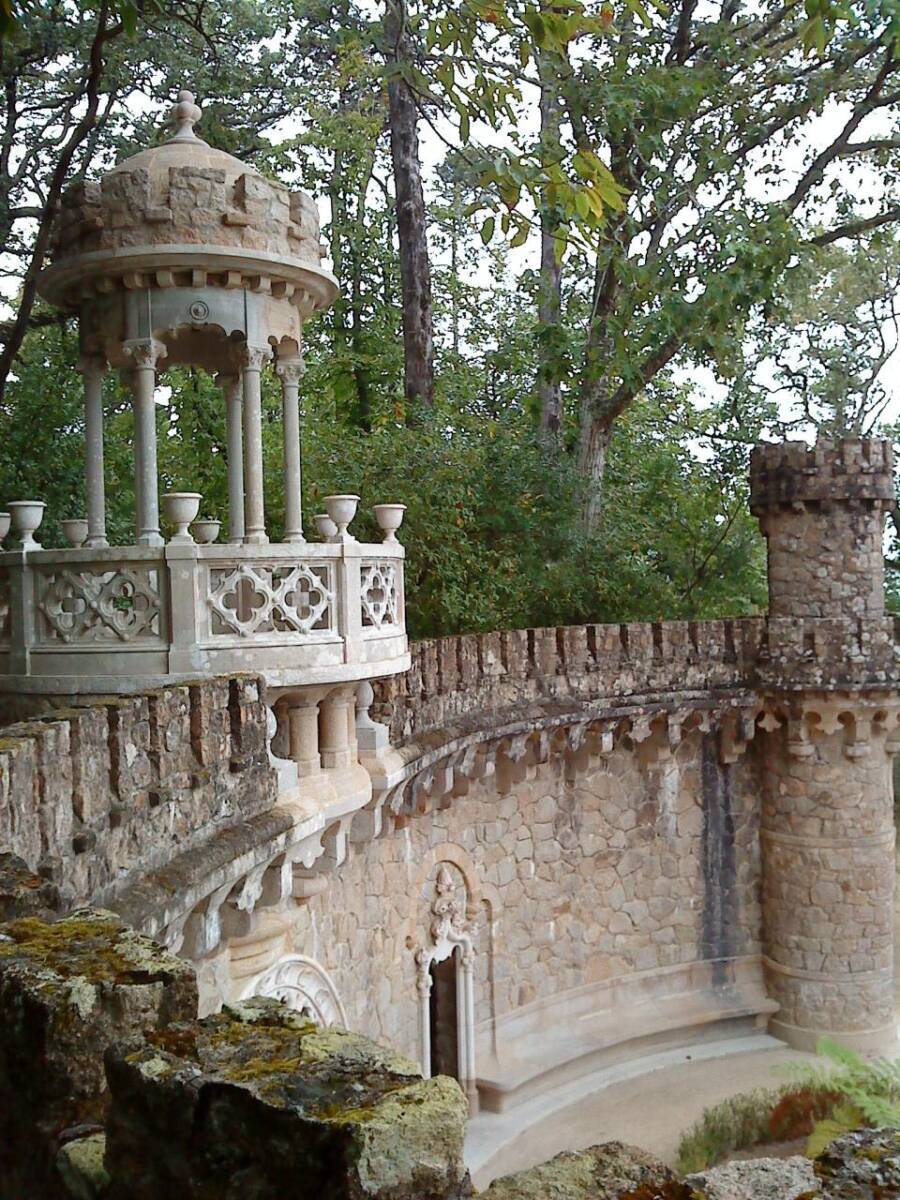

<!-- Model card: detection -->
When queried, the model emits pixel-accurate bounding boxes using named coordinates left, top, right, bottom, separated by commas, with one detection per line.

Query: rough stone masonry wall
left=373, top=612, right=898, bottom=748
left=0, top=675, right=274, bottom=907
left=749, top=438, right=894, bottom=619
left=275, top=724, right=761, bottom=1060
left=761, top=717, right=896, bottom=1049
left=750, top=436, right=899, bottom=1051
left=373, top=619, right=761, bottom=745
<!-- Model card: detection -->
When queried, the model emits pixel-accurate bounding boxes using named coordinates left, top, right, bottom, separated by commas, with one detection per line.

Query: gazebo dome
left=104, top=95, right=266, bottom=187
left=33, top=87, right=346, bottom=551
left=7, top=86, right=408, bottom=713
left=39, top=90, right=336, bottom=320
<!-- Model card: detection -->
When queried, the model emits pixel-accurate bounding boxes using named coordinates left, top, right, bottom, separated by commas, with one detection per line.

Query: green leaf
left=481, top=215, right=495, bottom=244
left=806, top=1105, right=863, bottom=1158
left=622, top=0, right=653, bottom=27
left=510, top=222, right=529, bottom=248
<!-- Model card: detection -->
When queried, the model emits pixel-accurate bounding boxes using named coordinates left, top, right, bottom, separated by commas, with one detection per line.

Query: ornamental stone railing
left=0, top=539, right=407, bottom=697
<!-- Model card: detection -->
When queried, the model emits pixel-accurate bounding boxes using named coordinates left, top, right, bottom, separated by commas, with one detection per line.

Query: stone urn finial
left=169, top=90, right=202, bottom=142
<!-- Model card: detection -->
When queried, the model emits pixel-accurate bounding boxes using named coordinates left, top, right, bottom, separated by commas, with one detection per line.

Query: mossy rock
left=813, top=1127, right=900, bottom=1196
left=105, top=997, right=472, bottom=1200
left=0, top=851, right=62, bottom=922
left=480, top=1142, right=692, bottom=1199
left=0, top=908, right=197, bottom=1199
left=57, top=1133, right=111, bottom=1199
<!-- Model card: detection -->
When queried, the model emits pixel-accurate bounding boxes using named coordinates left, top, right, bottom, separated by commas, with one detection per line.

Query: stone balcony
left=0, top=539, right=407, bottom=698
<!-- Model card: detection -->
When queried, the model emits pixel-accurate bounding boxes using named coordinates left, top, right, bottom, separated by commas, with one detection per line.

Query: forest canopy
left=0, top=0, right=898, bottom=634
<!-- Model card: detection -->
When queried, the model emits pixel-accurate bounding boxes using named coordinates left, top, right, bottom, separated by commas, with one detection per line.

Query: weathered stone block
left=56, top=1133, right=111, bottom=1200
left=812, top=1127, right=900, bottom=1196
left=0, top=908, right=197, bottom=1200
left=0, top=851, right=62, bottom=920
left=104, top=997, right=471, bottom=1200
left=481, top=1142, right=690, bottom=1198
left=684, top=1155, right=817, bottom=1199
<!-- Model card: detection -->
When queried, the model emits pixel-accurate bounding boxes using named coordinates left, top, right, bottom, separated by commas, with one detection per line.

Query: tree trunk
left=450, top=178, right=460, bottom=357
left=384, top=0, right=435, bottom=413
left=577, top=393, right=613, bottom=533
left=575, top=248, right=618, bottom=533
left=0, top=5, right=121, bottom=403
left=348, top=152, right=375, bottom=429
left=537, top=48, right=564, bottom=443
left=328, top=145, right=352, bottom=399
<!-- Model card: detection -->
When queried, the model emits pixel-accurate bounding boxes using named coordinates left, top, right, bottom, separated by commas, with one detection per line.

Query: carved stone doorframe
left=415, top=864, right=478, bottom=1113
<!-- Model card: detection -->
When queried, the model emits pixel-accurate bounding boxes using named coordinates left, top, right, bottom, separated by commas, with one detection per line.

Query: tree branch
left=810, top=205, right=900, bottom=246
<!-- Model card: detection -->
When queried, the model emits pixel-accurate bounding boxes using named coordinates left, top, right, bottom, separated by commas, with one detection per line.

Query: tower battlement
left=750, top=437, right=895, bottom=620
left=749, top=437, right=894, bottom=513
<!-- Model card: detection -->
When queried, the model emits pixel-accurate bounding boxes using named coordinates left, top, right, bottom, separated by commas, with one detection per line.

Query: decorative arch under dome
left=245, top=955, right=348, bottom=1028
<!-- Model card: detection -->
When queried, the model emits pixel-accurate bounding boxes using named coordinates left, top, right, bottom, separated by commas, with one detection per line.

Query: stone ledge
left=104, top=997, right=472, bottom=1200
left=474, top=956, right=776, bottom=1114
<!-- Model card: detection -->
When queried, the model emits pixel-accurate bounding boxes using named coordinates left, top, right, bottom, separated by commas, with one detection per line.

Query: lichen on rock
left=813, top=1127, right=900, bottom=1197
left=56, top=1133, right=111, bottom=1199
left=479, top=1141, right=692, bottom=1199
left=104, top=996, right=472, bottom=1200
left=684, top=1155, right=818, bottom=1200
left=0, top=851, right=63, bottom=921
left=0, top=907, right=197, bottom=1200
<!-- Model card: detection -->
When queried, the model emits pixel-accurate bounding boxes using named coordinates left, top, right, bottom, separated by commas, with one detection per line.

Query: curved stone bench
left=474, top=957, right=777, bottom=1114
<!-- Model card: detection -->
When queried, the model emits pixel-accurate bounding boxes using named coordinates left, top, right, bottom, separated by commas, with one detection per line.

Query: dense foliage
left=0, top=0, right=898, bottom=634
left=676, top=1039, right=900, bottom=1172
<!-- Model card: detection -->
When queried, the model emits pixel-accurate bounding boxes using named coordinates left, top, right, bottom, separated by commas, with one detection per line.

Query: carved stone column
left=77, top=354, right=108, bottom=547
left=217, top=372, right=244, bottom=544
left=276, top=357, right=304, bottom=543
left=241, top=345, right=272, bottom=545
left=287, top=687, right=329, bottom=777
left=123, top=338, right=166, bottom=546
left=319, top=686, right=357, bottom=770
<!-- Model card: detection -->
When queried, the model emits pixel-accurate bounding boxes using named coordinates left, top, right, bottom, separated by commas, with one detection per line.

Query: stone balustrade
left=0, top=538, right=407, bottom=697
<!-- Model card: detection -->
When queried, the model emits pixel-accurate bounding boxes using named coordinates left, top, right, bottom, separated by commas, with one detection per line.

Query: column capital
left=275, top=356, right=304, bottom=386
left=122, top=337, right=168, bottom=371
left=241, top=344, right=273, bottom=372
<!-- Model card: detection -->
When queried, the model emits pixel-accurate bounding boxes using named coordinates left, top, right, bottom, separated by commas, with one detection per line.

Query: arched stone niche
left=245, top=954, right=347, bottom=1027
left=414, top=862, right=478, bottom=1112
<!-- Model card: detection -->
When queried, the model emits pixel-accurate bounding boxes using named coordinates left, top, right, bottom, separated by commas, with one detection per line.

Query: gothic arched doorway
left=415, top=865, right=478, bottom=1112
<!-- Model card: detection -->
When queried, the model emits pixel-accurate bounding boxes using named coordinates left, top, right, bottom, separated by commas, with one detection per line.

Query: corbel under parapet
left=761, top=695, right=900, bottom=760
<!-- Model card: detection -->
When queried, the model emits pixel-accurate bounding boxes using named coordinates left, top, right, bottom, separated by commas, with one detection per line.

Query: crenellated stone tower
left=751, top=438, right=899, bottom=1052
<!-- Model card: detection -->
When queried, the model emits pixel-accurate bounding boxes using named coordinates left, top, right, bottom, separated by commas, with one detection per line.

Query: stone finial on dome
left=169, top=90, right=203, bottom=143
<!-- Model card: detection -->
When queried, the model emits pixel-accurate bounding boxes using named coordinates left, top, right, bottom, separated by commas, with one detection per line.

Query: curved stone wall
left=1, top=432, right=898, bottom=1112
left=247, top=718, right=765, bottom=1064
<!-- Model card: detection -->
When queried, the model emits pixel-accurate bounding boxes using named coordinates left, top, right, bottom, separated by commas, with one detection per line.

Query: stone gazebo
left=0, top=91, right=408, bottom=701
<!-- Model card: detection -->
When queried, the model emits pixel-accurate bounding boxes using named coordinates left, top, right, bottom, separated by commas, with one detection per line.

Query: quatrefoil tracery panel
left=37, top=568, right=161, bottom=643
left=361, top=561, right=398, bottom=629
left=208, top=562, right=333, bottom=638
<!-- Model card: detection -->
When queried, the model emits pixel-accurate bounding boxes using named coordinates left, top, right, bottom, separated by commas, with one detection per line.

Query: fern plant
left=783, top=1037, right=900, bottom=1156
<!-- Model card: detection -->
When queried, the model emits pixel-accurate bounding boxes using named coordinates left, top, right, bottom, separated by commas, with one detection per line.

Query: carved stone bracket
left=759, top=695, right=900, bottom=760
